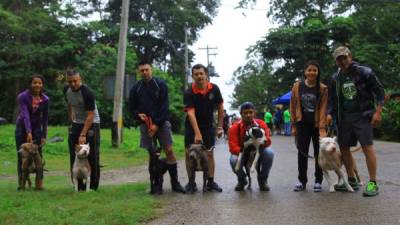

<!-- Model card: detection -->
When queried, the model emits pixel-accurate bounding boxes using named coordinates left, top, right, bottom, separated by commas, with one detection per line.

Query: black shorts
left=338, top=112, right=373, bottom=147
left=184, top=125, right=215, bottom=149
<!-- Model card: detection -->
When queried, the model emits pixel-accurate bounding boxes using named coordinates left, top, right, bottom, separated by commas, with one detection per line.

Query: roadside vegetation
left=0, top=125, right=184, bottom=225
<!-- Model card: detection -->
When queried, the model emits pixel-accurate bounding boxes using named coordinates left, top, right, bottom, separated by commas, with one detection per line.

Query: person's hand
left=194, top=133, right=203, bottom=144
left=319, top=129, right=327, bottom=138
left=326, top=114, right=333, bottom=126
left=79, top=135, right=86, bottom=144
left=138, top=113, right=147, bottom=121
left=291, top=126, right=296, bottom=136
left=148, top=124, right=158, bottom=137
left=40, top=138, right=46, bottom=146
left=26, top=133, right=33, bottom=143
left=216, top=127, right=223, bottom=138
left=371, top=111, right=382, bottom=128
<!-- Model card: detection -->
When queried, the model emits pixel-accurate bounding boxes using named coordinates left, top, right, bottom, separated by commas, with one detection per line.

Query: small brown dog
left=18, top=143, right=44, bottom=190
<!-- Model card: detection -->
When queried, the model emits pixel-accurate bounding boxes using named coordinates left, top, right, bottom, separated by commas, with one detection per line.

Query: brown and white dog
left=235, top=125, right=266, bottom=189
left=318, top=137, right=361, bottom=192
left=72, top=144, right=91, bottom=191
left=18, top=143, right=44, bottom=190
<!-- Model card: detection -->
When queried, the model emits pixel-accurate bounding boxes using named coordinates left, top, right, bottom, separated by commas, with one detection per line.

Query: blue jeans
left=230, top=147, right=274, bottom=184
left=284, top=122, right=291, bottom=136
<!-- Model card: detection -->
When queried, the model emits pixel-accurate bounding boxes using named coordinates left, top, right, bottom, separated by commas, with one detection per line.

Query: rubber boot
left=167, top=163, right=185, bottom=193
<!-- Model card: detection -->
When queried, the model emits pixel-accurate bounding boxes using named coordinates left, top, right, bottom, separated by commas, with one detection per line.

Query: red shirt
left=228, top=118, right=271, bottom=155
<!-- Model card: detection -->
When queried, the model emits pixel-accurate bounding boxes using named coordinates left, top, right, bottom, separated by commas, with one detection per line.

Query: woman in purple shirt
left=15, top=74, right=49, bottom=190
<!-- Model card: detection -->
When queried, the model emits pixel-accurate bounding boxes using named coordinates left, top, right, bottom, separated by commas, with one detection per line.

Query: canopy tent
left=272, top=91, right=291, bottom=105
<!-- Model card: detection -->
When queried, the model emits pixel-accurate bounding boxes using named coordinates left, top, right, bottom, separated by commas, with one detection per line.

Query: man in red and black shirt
left=228, top=102, right=274, bottom=191
left=184, top=64, right=224, bottom=193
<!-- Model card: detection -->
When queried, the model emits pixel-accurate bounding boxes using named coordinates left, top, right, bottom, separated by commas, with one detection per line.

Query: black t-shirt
left=184, top=83, right=223, bottom=129
left=339, top=72, right=360, bottom=113
left=300, top=82, right=318, bottom=125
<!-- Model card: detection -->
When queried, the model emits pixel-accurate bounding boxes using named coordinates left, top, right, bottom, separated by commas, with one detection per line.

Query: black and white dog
left=186, top=144, right=210, bottom=193
left=235, top=125, right=266, bottom=189
left=148, top=140, right=168, bottom=195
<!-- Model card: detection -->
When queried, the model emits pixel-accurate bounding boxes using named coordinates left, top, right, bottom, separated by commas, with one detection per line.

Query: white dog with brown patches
left=72, top=144, right=91, bottom=191
left=318, top=137, right=354, bottom=193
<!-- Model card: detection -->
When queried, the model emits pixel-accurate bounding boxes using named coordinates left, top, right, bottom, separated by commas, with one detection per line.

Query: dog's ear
left=75, top=144, right=81, bottom=152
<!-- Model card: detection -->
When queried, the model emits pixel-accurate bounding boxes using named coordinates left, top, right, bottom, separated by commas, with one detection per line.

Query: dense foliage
left=0, top=0, right=220, bottom=132
left=232, top=0, right=400, bottom=141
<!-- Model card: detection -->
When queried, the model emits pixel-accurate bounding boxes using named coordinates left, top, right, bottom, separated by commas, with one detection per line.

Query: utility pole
left=198, top=45, right=218, bottom=68
left=184, top=24, right=190, bottom=89
left=112, top=0, right=130, bottom=147
left=198, top=45, right=218, bottom=77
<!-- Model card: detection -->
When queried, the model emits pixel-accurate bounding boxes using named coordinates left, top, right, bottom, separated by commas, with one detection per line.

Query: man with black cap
left=327, top=46, right=385, bottom=197
left=228, top=102, right=274, bottom=191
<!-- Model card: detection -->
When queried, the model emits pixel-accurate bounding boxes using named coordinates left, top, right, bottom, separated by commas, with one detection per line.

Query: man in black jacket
left=129, top=60, right=185, bottom=195
left=327, top=46, right=385, bottom=197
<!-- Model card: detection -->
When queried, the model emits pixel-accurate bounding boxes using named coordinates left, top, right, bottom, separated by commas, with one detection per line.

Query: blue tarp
left=272, top=91, right=291, bottom=105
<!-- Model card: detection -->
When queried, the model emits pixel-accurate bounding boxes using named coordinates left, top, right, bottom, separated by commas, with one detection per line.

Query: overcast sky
left=191, top=0, right=274, bottom=114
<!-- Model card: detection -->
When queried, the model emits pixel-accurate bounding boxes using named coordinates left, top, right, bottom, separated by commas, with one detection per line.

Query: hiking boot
left=234, top=179, right=248, bottom=191
left=293, top=182, right=306, bottom=192
left=313, top=183, right=322, bottom=192
left=259, top=182, right=270, bottom=192
left=334, top=180, right=360, bottom=192
left=207, top=181, right=223, bottom=192
left=185, top=182, right=198, bottom=194
left=363, top=182, right=379, bottom=197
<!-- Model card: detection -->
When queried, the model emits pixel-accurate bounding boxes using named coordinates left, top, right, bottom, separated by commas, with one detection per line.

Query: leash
left=294, top=135, right=314, bottom=159
left=143, top=115, right=161, bottom=156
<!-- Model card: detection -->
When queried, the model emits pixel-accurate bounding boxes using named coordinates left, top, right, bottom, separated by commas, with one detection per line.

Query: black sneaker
left=259, top=182, right=270, bottom=192
left=207, top=181, right=223, bottom=192
left=184, top=182, right=198, bottom=193
left=334, top=180, right=360, bottom=192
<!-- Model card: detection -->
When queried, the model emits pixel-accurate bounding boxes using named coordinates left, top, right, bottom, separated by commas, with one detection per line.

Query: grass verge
left=0, top=125, right=184, bottom=176
left=0, top=176, right=159, bottom=225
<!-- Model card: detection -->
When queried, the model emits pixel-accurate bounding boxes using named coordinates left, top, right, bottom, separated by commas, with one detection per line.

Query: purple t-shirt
left=16, top=90, right=49, bottom=138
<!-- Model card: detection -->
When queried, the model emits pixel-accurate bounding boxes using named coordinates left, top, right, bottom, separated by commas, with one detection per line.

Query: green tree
left=104, top=0, right=220, bottom=78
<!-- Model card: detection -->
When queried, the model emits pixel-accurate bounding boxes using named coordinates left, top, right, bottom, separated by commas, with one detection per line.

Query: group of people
left=289, top=46, right=384, bottom=197
left=265, top=107, right=291, bottom=136
left=15, top=46, right=384, bottom=197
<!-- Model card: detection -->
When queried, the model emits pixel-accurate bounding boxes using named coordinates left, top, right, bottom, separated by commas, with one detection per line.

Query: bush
left=375, top=100, right=400, bottom=142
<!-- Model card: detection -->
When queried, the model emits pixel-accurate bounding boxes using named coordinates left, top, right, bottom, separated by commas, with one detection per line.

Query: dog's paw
left=329, top=187, right=336, bottom=193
